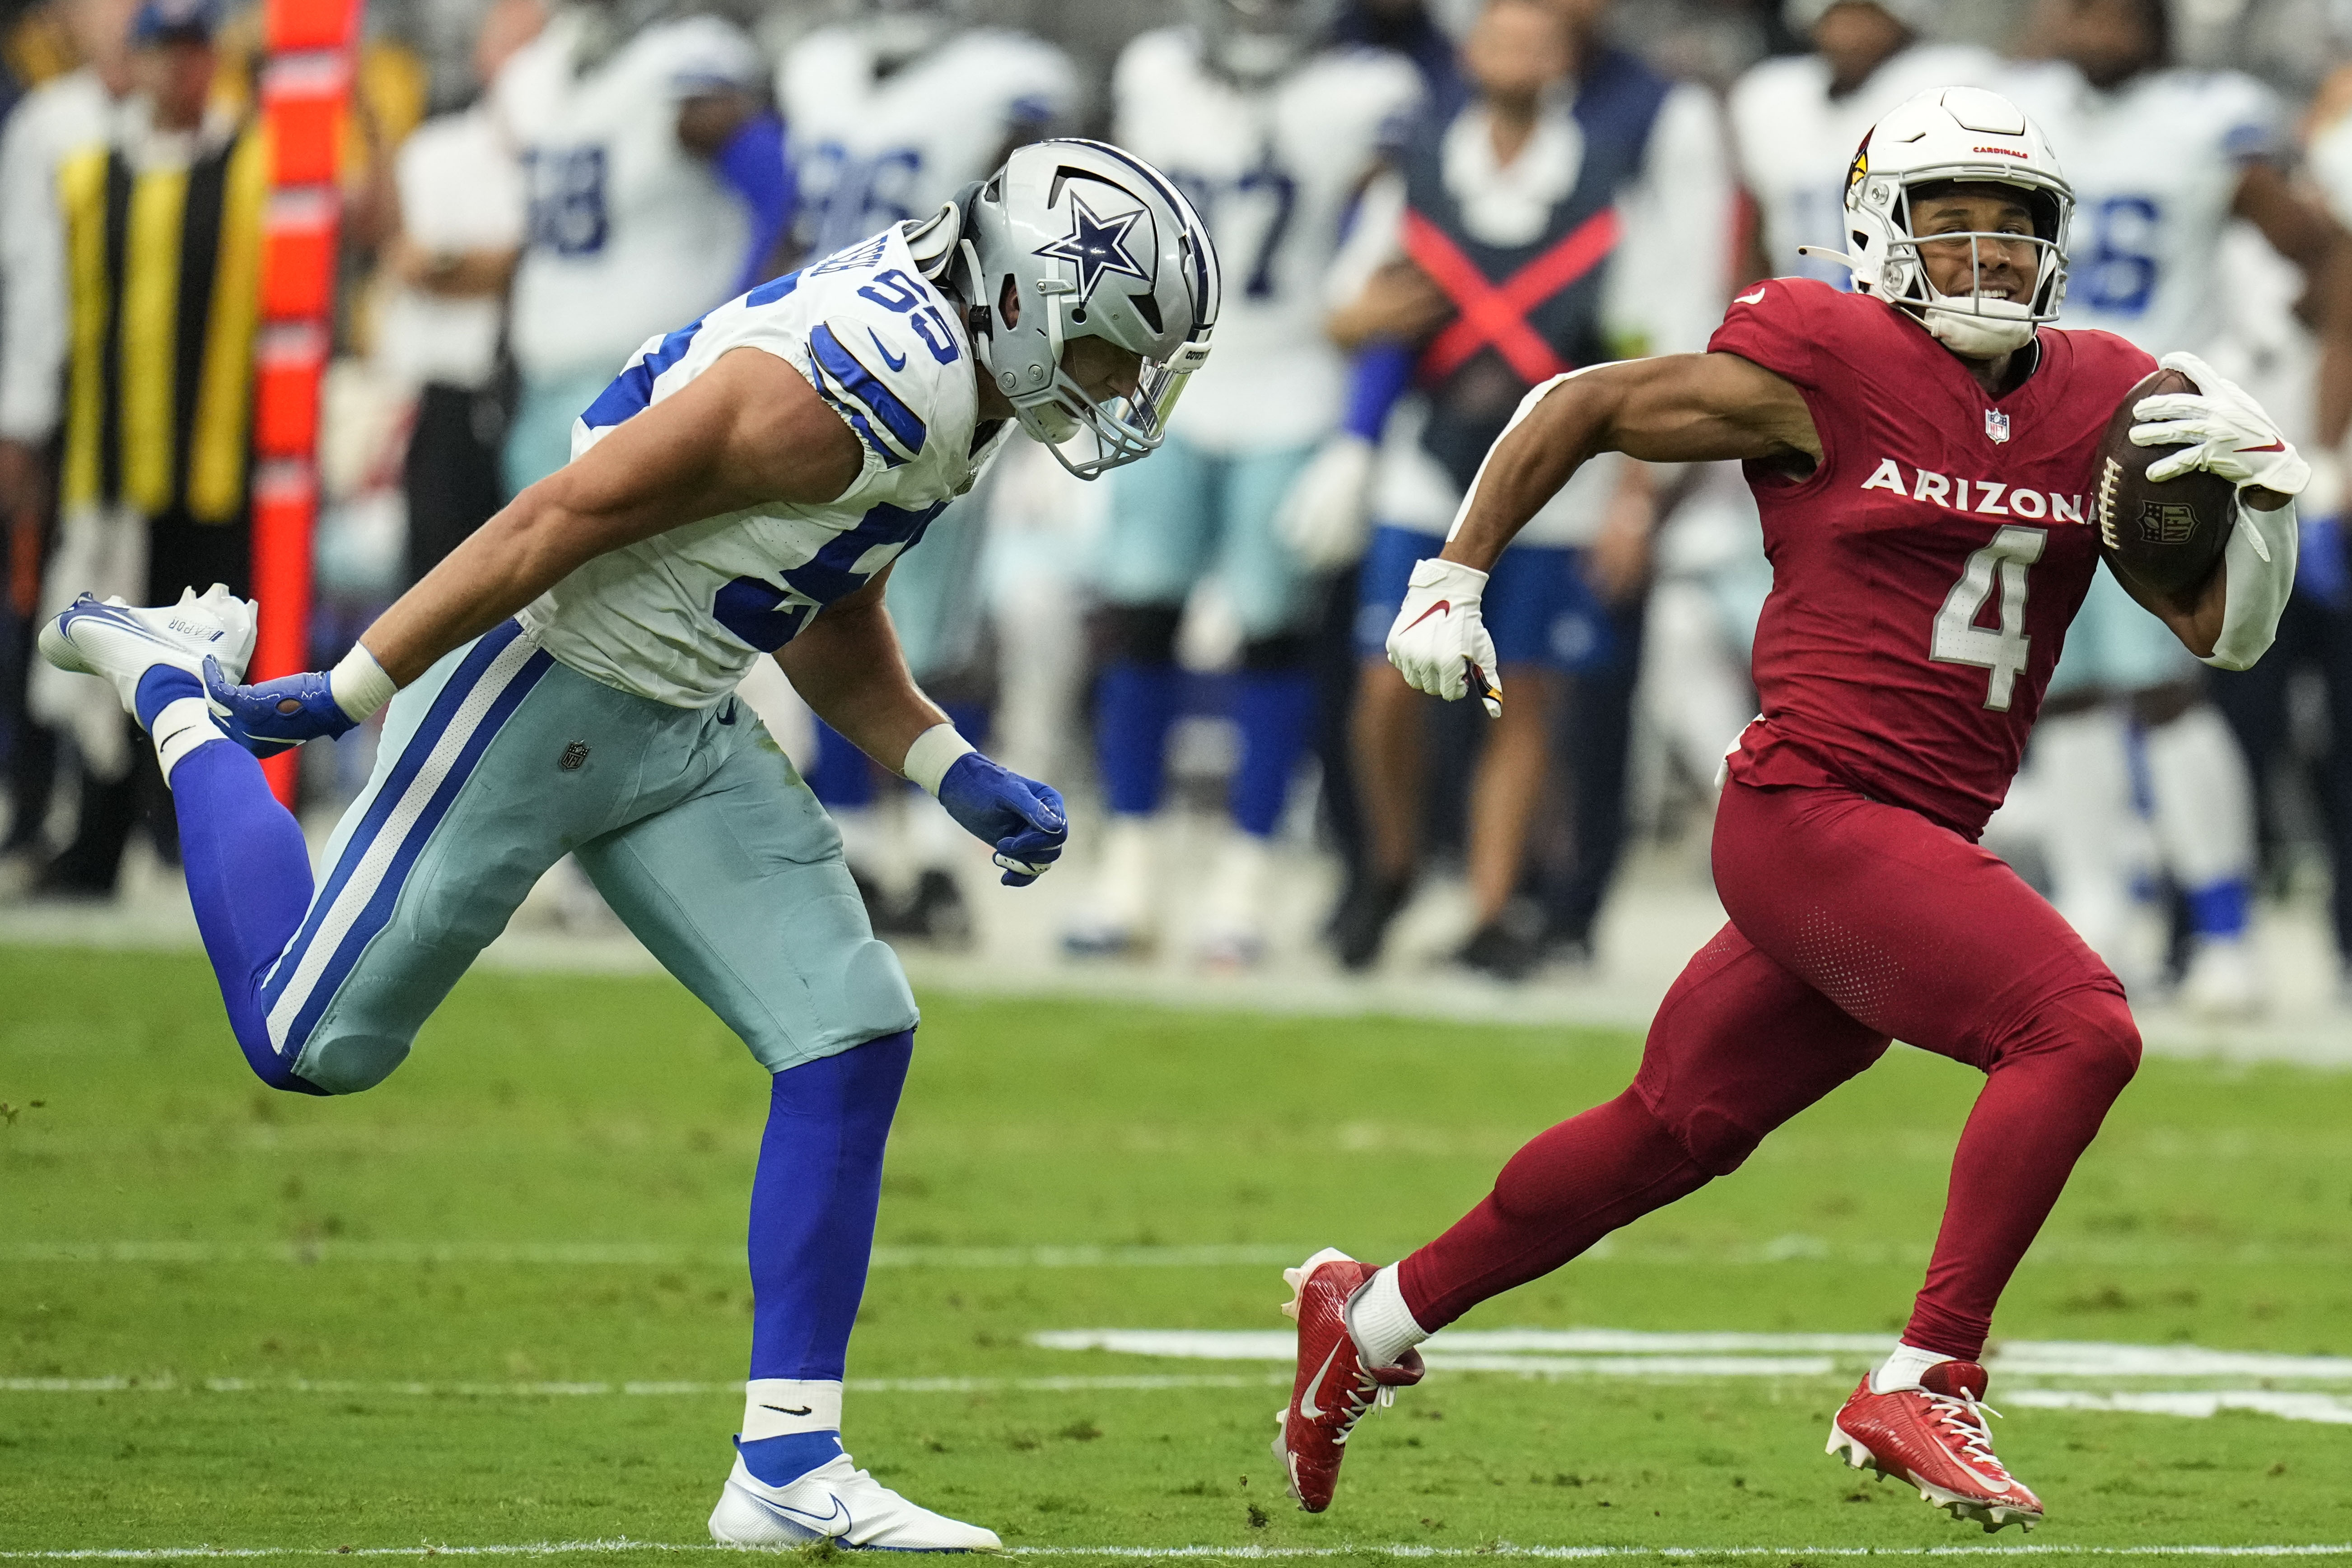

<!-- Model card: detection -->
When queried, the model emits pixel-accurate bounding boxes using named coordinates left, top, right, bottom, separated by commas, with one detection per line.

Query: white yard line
left=0, top=1373, right=1288, bottom=1397
left=6, top=1544, right=2352, bottom=1561
left=0, top=1242, right=1306, bottom=1269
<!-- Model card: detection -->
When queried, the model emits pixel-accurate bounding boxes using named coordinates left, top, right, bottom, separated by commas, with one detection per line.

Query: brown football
left=2091, top=366, right=2236, bottom=601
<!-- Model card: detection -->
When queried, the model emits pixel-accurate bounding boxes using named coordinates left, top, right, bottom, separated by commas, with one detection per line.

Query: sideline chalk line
left=6, top=1544, right=2352, bottom=1561
left=0, top=1373, right=1288, bottom=1398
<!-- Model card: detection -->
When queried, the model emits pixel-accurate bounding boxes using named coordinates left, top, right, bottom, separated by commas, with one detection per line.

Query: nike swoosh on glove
left=2129, top=350, right=2311, bottom=496
left=936, top=753, right=1069, bottom=886
left=1386, top=556, right=1503, bottom=716
left=202, top=657, right=359, bottom=758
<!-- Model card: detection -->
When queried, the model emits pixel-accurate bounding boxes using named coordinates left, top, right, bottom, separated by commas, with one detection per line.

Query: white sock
left=740, top=1377, right=843, bottom=1442
left=1870, top=1341, right=1955, bottom=1394
left=1344, top=1263, right=1428, bottom=1370
left=151, top=695, right=229, bottom=786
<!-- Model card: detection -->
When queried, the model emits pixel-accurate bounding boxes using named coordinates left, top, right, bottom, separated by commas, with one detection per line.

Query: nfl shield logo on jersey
left=1984, top=409, right=2011, bottom=444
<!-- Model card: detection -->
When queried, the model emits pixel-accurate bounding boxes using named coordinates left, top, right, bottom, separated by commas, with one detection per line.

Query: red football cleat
left=1828, top=1360, right=2044, bottom=1533
left=1273, top=1247, right=1425, bottom=1512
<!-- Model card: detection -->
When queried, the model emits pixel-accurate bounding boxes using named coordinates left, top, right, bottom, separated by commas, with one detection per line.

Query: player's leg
left=1712, top=780, right=2140, bottom=1529
left=1539, top=556, right=1640, bottom=963
left=1275, top=924, right=1887, bottom=1511
left=2136, top=691, right=2260, bottom=1013
left=1069, top=435, right=1215, bottom=954
left=1331, top=525, right=1439, bottom=969
left=573, top=724, right=991, bottom=1550
left=1200, top=441, right=1321, bottom=964
left=1454, top=542, right=1573, bottom=978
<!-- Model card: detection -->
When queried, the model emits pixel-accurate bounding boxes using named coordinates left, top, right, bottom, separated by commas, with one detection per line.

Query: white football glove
left=1275, top=434, right=1378, bottom=571
left=2129, top=350, right=2311, bottom=497
left=1386, top=557, right=1502, bottom=716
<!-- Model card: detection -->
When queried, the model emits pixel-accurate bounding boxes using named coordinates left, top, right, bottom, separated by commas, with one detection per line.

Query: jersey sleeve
left=1707, top=276, right=1823, bottom=391
left=2209, top=70, right=2286, bottom=165
left=1606, top=80, right=1733, bottom=358
left=992, top=33, right=1081, bottom=134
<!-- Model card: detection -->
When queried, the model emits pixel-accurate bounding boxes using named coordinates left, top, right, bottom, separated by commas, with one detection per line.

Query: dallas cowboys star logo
left=1033, top=192, right=1149, bottom=302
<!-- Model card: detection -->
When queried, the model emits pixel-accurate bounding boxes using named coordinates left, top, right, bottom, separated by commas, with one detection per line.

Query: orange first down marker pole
left=252, top=0, right=359, bottom=804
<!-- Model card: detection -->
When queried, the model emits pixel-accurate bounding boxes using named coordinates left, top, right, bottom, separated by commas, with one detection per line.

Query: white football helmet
left=944, top=139, right=1220, bottom=479
left=1186, top=0, right=1339, bottom=85
left=1813, top=86, right=2072, bottom=357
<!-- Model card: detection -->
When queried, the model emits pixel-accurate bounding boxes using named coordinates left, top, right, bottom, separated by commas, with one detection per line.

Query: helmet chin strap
left=1920, top=291, right=2035, bottom=357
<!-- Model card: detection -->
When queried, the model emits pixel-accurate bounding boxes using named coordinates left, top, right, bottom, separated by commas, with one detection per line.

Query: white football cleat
left=39, top=586, right=257, bottom=719
left=707, top=1452, right=1002, bottom=1552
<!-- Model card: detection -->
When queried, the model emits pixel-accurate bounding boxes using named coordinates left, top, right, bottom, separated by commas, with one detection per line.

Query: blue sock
left=1228, top=668, right=1315, bottom=838
left=1095, top=661, right=1179, bottom=817
left=2186, top=876, right=2251, bottom=940
left=134, top=665, right=204, bottom=730
left=168, top=734, right=327, bottom=1094
left=738, top=1028, right=913, bottom=1486
left=737, top=1429, right=845, bottom=1487
left=805, top=719, right=875, bottom=810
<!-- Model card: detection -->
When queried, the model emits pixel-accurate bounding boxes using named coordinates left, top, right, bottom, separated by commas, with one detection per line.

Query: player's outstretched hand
left=936, top=753, right=1069, bottom=887
left=2130, top=350, right=2310, bottom=497
left=1386, top=557, right=1503, bottom=717
left=201, top=657, right=360, bottom=758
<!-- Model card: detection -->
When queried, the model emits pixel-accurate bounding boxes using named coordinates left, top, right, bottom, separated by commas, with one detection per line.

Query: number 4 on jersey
left=1931, top=525, right=2047, bottom=712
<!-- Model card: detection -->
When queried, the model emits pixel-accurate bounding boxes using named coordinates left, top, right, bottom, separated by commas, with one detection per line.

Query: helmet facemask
left=1872, top=181, right=2069, bottom=357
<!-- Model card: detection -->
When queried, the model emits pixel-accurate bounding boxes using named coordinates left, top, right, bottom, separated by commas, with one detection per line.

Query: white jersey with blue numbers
left=2001, top=61, right=2281, bottom=355
left=1113, top=28, right=1422, bottom=452
left=1729, top=42, right=2001, bottom=288
left=779, top=25, right=1077, bottom=258
left=518, top=225, right=1008, bottom=709
left=498, top=12, right=763, bottom=382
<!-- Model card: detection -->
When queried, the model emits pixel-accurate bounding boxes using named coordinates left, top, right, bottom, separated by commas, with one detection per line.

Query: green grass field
left=5, top=944, right=2352, bottom=1563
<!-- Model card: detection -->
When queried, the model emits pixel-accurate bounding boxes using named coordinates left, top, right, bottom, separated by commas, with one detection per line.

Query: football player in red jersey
left=1274, top=86, right=2308, bottom=1533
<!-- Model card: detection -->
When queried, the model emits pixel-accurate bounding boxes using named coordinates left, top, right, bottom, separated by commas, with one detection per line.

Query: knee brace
left=1098, top=604, right=1183, bottom=666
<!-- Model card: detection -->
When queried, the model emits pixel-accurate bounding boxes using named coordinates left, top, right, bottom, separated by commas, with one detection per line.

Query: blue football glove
left=202, top=656, right=359, bottom=758
left=936, top=752, right=1067, bottom=887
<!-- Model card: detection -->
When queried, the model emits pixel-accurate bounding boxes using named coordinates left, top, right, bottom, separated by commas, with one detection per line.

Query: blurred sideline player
left=1729, top=0, right=1997, bottom=291
left=1273, top=87, right=2305, bottom=1531
left=495, top=0, right=788, bottom=498
left=1297, top=0, right=1729, bottom=977
left=776, top=0, right=1077, bottom=940
left=41, top=141, right=1217, bottom=1547
left=0, top=0, right=136, bottom=883
left=2000, top=0, right=2352, bottom=1009
left=2231, top=74, right=2352, bottom=996
left=1068, top=0, right=1421, bottom=965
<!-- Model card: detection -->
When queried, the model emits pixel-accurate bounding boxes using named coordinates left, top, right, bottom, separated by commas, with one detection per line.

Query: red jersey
left=1707, top=279, right=2156, bottom=838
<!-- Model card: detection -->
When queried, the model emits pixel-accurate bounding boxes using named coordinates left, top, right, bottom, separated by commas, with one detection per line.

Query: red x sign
left=1402, top=205, right=1624, bottom=386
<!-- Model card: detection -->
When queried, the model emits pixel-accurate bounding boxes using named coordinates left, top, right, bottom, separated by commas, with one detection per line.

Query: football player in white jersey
left=496, top=0, right=789, bottom=496
left=38, top=140, right=1218, bottom=1547
left=780, top=0, right=1078, bottom=261
left=1072, top=0, right=1422, bottom=964
left=777, top=0, right=1079, bottom=940
left=1998, top=0, right=2352, bottom=1010
left=1728, top=0, right=1998, bottom=286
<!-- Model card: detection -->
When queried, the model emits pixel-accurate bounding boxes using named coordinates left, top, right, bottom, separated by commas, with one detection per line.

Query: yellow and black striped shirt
left=56, top=127, right=264, bottom=524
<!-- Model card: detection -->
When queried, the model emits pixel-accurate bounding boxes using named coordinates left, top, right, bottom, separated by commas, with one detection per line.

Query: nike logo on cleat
left=767, top=1494, right=849, bottom=1533
left=1297, top=1344, right=1342, bottom=1420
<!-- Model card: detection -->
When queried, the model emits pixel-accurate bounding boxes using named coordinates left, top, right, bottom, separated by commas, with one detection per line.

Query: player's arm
left=1391, top=352, right=1815, bottom=710
left=775, top=563, right=942, bottom=779
left=205, top=346, right=858, bottom=726
left=2113, top=350, right=2308, bottom=670
left=2231, top=161, right=2352, bottom=446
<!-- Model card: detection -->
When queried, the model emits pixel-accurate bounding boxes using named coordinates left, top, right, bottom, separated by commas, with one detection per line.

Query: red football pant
left=1397, top=779, right=2142, bottom=1361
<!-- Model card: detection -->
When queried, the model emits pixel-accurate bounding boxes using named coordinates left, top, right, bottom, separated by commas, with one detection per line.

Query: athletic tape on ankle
left=151, top=695, right=227, bottom=785
left=901, top=723, right=975, bottom=797
left=329, top=644, right=397, bottom=723
left=742, top=1379, right=844, bottom=1441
